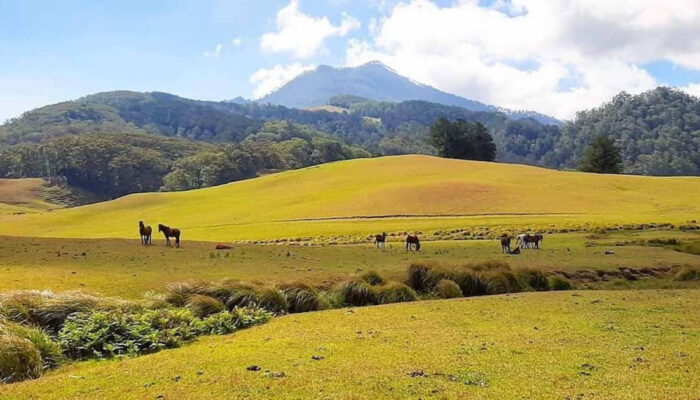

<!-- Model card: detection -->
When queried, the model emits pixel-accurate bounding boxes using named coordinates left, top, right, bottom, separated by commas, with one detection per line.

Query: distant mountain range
left=255, top=62, right=562, bottom=126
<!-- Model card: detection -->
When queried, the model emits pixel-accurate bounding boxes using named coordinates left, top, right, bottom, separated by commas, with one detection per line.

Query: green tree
left=427, top=118, right=496, bottom=161
left=579, top=136, right=623, bottom=174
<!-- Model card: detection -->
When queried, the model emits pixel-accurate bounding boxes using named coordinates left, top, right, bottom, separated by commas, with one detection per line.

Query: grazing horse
left=138, top=221, right=152, bottom=245
left=515, top=233, right=528, bottom=249
left=406, top=234, right=421, bottom=251
left=500, top=235, right=511, bottom=254
left=524, top=234, right=543, bottom=249
left=374, top=232, right=387, bottom=249
left=158, top=224, right=181, bottom=248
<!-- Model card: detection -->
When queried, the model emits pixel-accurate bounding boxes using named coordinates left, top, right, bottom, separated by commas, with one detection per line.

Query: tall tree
left=428, top=118, right=496, bottom=161
left=579, top=136, right=623, bottom=174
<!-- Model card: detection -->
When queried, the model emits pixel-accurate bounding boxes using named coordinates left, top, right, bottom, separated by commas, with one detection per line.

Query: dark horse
left=374, top=232, right=387, bottom=249
left=500, top=235, right=511, bottom=254
left=158, top=224, right=181, bottom=248
left=138, top=221, right=152, bottom=245
left=406, top=234, right=421, bottom=251
left=524, top=234, right=543, bottom=249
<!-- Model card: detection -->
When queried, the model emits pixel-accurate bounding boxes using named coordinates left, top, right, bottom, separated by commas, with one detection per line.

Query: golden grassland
left=0, top=155, right=698, bottom=241
left=0, top=178, right=63, bottom=215
left=0, top=231, right=698, bottom=298
left=2, top=289, right=698, bottom=399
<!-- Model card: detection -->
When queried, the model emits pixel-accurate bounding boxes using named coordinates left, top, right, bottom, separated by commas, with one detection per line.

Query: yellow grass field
left=0, top=155, right=697, bottom=242
left=2, top=289, right=698, bottom=399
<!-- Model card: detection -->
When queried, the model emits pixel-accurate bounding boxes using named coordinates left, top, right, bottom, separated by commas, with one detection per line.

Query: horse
left=515, top=233, right=528, bottom=249
left=524, top=234, right=543, bottom=249
left=500, top=235, right=511, bottom=254
left=138, top=221, right=152, bottom=245
left=158, top=224, right=181, bottom=248
left=374, top=232, right=387, bottom=249
left=406, top=234, right=421, bottom=251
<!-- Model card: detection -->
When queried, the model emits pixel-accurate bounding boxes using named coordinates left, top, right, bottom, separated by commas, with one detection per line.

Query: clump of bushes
left=517, top=269, right=550, bottom=291
left=187, top=295, right=226, bottom=318
left=434, top=280, right=462, bottom=299
left=674, top=266, right=700, bottom=281
left=0, top=334, right=42, bottom=383
left=548, top=275, right=573, bottom=290
left=452, top=270, right=490, bottom=297
left=361, top=271, right=386, bottom=286
left=339, top=280, right=377, bottom=306
left=279, top=282, right=321, bottom=313
left=1, top=321, right=63, bottom=370
left=257, top=287, right=289, bottom=314
left=483, top=271, right=524, bottom=294
left=376, top=282, right=418, bottom=304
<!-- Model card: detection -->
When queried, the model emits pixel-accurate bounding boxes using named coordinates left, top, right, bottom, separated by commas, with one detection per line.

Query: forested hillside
left=546, top=87, right=700, bottom=175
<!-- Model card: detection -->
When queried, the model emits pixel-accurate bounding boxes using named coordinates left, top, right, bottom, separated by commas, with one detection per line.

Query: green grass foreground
left=1, top=289, right=697, bottom=399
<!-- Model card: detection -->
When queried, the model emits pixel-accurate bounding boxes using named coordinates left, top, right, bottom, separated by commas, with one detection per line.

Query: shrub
left=674, top=266, right=700, bottom=281
left=517, top=269, right=550, bottom=291
left=230, top=307, right=272, bottom=329
left=377, top=282, right=418, bottom=304
left=279, top=283, right=320, bottom=313
left=361, top=271, right=386, bottom=286
left=434, top=279, right=463, bottom=299
left=453, top=271, right=490, bottom=297
left=0, top=334, right=42, bottom=383
left=548, top=275, right=573, bottom=291
left=257, top=287, right=289, bottom=314
left=406, top=262, right=451, bottom=292
left=339, top=280, right=377, bottom=306
left=218, top=282, right=260, bottom=310
left=318, top=290, right=345, bottom=310
left=484, top=271, right=524, bottom=294
left=468, top=260, right=511, bottom=272
left=1, top=322, right=62, bottom=369
left=164, top=281, right=210, bottom=307
left=187, top=295, right=226, bottom=318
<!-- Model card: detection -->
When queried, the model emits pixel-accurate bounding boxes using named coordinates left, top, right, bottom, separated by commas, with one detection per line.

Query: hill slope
left=258, top=62, right=560, bottom=125
left=3, top=290, right=698, bottom=399
left=0, top=155, right=697, bottom=241
left=0, top=178, right=82, bottom=214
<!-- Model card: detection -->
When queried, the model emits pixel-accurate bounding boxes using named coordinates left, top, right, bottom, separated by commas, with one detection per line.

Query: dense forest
left=0, top=87, right=697, bottom=200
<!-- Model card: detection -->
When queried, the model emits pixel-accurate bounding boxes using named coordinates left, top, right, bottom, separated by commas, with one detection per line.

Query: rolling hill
left=0, top=155, right=697, bottom=241
left=257, top=62, right=561, bottom=125
left=0, top=178, right=84, bottom=214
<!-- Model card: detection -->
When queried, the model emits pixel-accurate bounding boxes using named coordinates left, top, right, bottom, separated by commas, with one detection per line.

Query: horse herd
left=138, top=221, right=541, bottom=254
left=138, top=221, right=181, bottom=248
left=374, top=232, right=543, bottom=253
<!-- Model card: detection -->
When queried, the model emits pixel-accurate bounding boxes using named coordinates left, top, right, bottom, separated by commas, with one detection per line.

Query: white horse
left=515, top=233, right=528, bottom=249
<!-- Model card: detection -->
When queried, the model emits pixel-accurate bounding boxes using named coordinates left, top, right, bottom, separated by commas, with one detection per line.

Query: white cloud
left=231, top=37, right=243, bottom=47
left=250, top=63, right=316, bottom=99
left=346, top=0, right=700, bottom=119
left=203, top=43, right=223, bottom=58
left=682, top=82, right=700, bottom=97
left=261, top=0, right=360, bottom=58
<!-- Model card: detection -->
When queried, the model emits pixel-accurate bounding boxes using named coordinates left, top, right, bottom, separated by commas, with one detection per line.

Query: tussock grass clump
left=434, top=279, right=463, bottom=299
left=318, top=290, right=345, bottom=310
left=164, top=281, right=210, bottom=307
left=467, top=260, right=511, bottom=272
left=257, top=287, right=289, bottom=314
left=453, top=271, right=490, bottom=297
left=484, top=271, right=525, bottom=294
left=377, top=281, right=418, bottom=304
left=1, top=322, right=62, bottom=370
left=406, top=262, right=451, bottom=292
left=548, top=275, right=573, bottom=290
left=517, top=269, right=550, bottom=291
left=339, top=280, right=377, bottom=307
left=187, top=295, right=226, bottom=318
left=361, top=271, right=386, bottom=286
left=0, top=335, right=42, bottom=383
left=217, top=281, right=260, bottom=310
left=674, top=266, right=700, bottom=281
left=279, top=282, right=320, bottom=313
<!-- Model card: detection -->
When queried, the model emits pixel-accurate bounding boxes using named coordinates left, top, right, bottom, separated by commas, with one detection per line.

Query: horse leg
left=176, top=235, right=180, bottom=248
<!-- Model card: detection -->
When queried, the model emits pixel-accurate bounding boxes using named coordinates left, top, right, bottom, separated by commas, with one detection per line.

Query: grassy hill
left=0, top=155, right=697, bottom=241
left=2, top=290, right=698, bottom=399
left=0, top=178, right=75, bottom=214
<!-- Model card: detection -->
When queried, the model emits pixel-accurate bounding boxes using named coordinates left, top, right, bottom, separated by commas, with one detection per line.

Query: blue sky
left=1, top=0, right=700, bottom=121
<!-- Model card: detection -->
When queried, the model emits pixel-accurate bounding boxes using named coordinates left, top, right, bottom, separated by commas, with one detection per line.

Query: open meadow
left=0, top=156, right=699, bottom=398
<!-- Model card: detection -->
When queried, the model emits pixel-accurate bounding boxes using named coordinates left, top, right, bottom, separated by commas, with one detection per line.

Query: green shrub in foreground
left=548, top=275, right=573, bottom=290
left=377, top=281, right=418, bottom=304
left=434, top=279, right=463, bottom=299
left=361, top=271, right=386, bottom=286
left=339, top=280, right=378, bottom=306
left=0, top=335, right=42, bottom=383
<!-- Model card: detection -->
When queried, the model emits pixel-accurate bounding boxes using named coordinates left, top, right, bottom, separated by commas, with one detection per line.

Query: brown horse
left=500, top=235, right=511, bottom=254
left=374, top=232, right=387, bottom=249
left=139, top=221, right=152, bottom=245
left=158, top=224, right=181, bottom=248
left=523, top=234, right=543, bottom=249
left=406, top=234, right=420, bottom=251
